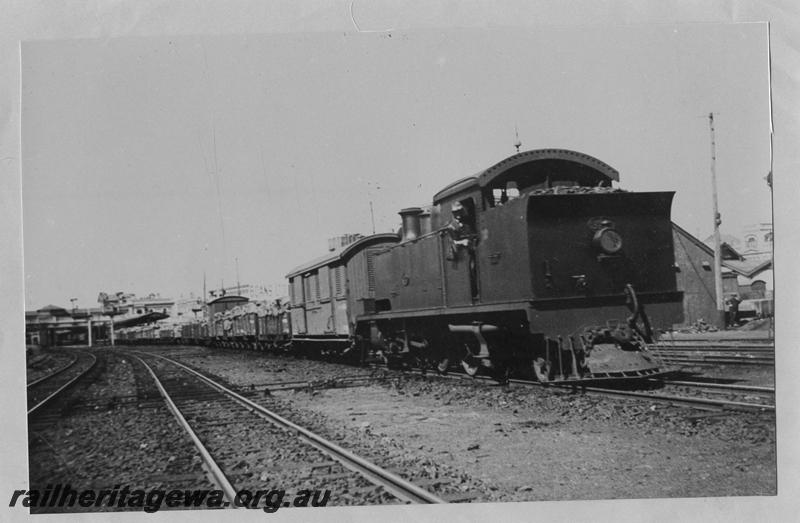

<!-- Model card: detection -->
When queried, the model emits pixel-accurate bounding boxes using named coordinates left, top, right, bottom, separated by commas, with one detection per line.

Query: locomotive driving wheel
left=532, top=357, right=551, bottom=383
left=376, top=350, right=390, bottom=366
left=460, top=343, right=481, bottom=377
left=489, top=362, right=511, bottom=385
left=461, top=357, right=480, bottom=377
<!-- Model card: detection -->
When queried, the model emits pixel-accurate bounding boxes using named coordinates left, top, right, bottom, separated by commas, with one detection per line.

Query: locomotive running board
left=357, top=300, right=533, bottom=321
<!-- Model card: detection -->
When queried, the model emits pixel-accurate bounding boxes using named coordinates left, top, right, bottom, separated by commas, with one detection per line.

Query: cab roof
left=432, top=148, right=619, bottom=205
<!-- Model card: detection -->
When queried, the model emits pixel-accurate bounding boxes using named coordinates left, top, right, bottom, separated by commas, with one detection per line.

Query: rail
left=370, top=363, right=775, bottom=413
left=28, top=352, right=97, bottom=416
left=132, top=351, right=446, bottom=505
left=27, top=353, right=79, bottom=388
left=130, top=354, right=240, bottom=505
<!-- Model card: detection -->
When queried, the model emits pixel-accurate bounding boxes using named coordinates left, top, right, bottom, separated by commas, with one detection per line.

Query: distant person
left=727, top=295, right=741, bottom=327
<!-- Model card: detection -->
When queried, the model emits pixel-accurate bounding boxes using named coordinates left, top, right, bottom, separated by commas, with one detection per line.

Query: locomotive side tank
left=358, top=149, right=684, bottom=382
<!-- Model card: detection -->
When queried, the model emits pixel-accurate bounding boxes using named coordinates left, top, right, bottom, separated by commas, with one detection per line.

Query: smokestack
left=399, top=207, right=423, bottom=242
left=418, top=208, right=432, bottom=236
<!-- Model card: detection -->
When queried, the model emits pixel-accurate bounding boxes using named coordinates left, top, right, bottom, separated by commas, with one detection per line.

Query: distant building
left=669, top=222, right=774, bottom=328
left=328, top=233, right=364, bottom=251
left=98, top=291, right=174, bottom=322
left=97, top=291, right=173, bottom=336
left=172, top=296, right=207, bottom=323
left=672, top=224, right=739, bottom=328
left=25, top=304, right=107, bottom=347
left=703, top=223, right=773, bottom=300
left=207, top=283, right=288, bottom=302
left=740, top=222, right=773, bottom=256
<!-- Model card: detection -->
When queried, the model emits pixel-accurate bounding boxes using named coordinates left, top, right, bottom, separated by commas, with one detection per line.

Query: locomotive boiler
left=353, top=148, right=684, bottom=382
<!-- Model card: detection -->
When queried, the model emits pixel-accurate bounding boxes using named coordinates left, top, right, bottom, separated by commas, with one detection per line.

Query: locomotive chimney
left=418, top=208, right=432, bottom=236
left=399, top=207, right=423, bottom=242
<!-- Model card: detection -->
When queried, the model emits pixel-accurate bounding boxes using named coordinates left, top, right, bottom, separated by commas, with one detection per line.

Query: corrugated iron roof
left=723, top=258, right=772, bottom=279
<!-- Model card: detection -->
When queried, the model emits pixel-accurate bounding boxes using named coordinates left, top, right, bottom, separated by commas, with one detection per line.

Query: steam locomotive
left=287, top=148, right=683, bottom=382
left=122, top=148, right=684, bottom=383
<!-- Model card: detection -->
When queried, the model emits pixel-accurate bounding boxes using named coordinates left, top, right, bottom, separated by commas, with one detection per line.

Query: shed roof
left=673, top=222, right=771, bottom=279
left=38, top=304, right=70, bottom=316
left=723, top=258, right=773, bottom=279
left=114, top=311, right=169, bottom=329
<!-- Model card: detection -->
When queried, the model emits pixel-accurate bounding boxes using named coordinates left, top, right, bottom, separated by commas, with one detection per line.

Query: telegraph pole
left=236, top=257, right=241, bottom=295
left=709, top=113, right=725, bottom=327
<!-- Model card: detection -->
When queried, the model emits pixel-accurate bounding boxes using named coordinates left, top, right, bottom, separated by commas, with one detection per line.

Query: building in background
left=207, top=283, right=289, bottom=302
left=25, top=304, right=107, bottom=347
left=669, top=222, right=774, bottom=328
left=672, top=224, right=739, bottom=328
left=703, top=223, right=773, bottom=301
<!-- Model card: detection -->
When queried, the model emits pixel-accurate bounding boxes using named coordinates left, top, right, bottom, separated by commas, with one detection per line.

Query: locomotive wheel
left=532, top=357, right=551, bottom=383
left=461, top=358, right=480, bottom=377
left=489, top=363, right=511, bottom=385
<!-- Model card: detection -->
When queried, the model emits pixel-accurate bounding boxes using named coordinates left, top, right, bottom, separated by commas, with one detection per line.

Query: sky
left=21, top=24, right=772, bottom=310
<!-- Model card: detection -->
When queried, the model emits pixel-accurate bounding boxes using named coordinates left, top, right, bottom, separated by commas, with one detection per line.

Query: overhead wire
left=199, top=37, right=228, bottom=289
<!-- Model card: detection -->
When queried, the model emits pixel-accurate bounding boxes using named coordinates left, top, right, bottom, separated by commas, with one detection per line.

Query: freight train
left=119, top=148, right=684, bottom=383
left=119, top=296, right=292, bottom=351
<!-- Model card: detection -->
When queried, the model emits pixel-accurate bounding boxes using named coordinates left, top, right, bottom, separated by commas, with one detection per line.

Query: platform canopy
left=113, top=311, right=169, bottom=329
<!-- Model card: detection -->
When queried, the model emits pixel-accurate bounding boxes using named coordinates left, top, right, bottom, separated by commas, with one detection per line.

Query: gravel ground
left=152, top=345, right=777, bottom=503
left=138, top=346, right=495, bottom=503
left=136, top=353, right=398, bottom=507
left=286, top=376, right=775, bottom=501
left=28, top=350, right=215, bottom=514
left=26, top=348, right=76, bottom=384
left=24, top=334, right=777, bottom=512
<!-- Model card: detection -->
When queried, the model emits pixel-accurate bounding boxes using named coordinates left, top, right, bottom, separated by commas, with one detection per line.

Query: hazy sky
left=21, top=24, right=771, bottom=310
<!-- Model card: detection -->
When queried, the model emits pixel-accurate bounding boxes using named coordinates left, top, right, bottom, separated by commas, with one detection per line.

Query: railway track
left=27, top=351, right=98, bottom=416
left=488, top=374, right=775, bottom=413
left=127, top=350, right=446, bottom=507
left=27, top=352, right=79, bottom=388
left=648, top=338, right=775, bottom=367
left=369, top=362, right=775, bottom=413
left=138, top=343, right=775, bottom=414
left=654, top=378, right=774, bottom=407
left=658, top=378, right=774, bottom=394
left=547, top=381, right=775, bottom=412
left=130, top=347, right=386, bottom=393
